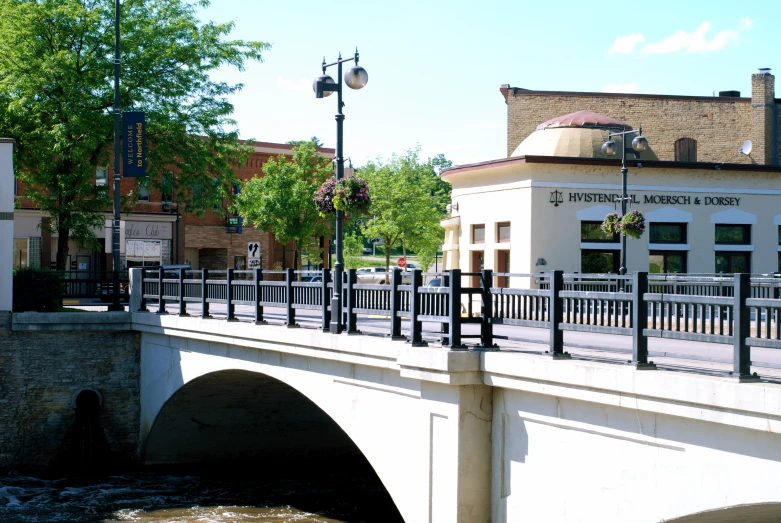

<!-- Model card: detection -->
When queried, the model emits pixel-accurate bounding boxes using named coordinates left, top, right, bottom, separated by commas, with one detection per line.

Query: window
left=715, top=224, right=751, bottom=245
left=138, top=186, right=150, bottom=202
left=649, top=252, right=687, bottom=274
left=13, top=238, right=28, bottom=269
left=126, top=240, right=162, bottom=267
left=674, top=138, right=697, bottom=162
left=96, top=167, right=108, bottom=186
left=161, top=173, right=173, bottom=203
left=649, top=223, right=687, bottom=244
left=471, top=251, right=484, bottom=287
left=581, top=221, right=618, bottom=243
left=472, top=224, right=485, bottom=244
left=496, top=250, right=510, bottom=288
left=497, top=222, right=511, bottom=242
left=715, top=252, right=750, bottom=273
left=581, top=250, right=619, bottom=273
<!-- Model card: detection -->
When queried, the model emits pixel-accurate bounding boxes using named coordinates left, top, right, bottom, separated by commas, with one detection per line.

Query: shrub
left=12, top=268, right=63, bottom=312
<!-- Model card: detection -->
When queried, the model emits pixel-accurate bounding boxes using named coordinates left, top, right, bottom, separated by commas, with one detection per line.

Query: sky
left=199, top=0, right=779, bottom=167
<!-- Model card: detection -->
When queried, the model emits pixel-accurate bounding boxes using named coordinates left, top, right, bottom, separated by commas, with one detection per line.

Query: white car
left=356, top=267, right=388, bottom=284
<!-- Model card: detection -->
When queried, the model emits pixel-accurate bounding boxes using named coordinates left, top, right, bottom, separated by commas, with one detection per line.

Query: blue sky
left=200, top=0, right=777, bottom=167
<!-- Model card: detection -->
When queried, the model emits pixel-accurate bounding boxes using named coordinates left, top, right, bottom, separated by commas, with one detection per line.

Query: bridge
left=6, top=266, right=781, bottom=521
left=57, top=268, right=781, bottom=521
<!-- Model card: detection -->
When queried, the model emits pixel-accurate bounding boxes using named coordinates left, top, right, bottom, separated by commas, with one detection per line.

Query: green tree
left=360, top=148, right=450, bottom=273
left=235, top=142, right=332, bottom=271
left=0, top=0, right=269, bottom=269
left=286, top=136, right=323, bottom=148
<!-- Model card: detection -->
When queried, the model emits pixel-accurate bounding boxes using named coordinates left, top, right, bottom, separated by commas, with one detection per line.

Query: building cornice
left=499, top=84, right=751, bottom=105
left=441, top=155, right=781, bottom=178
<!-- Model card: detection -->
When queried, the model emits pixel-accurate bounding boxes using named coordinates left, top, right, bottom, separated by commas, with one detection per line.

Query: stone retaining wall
left=0, top=312, right=140, bottom=475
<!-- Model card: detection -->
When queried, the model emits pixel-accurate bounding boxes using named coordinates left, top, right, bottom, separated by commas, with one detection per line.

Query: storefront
left=440, top=111, right=781, bottom=283
left=121, top=220, right=173, bottom=267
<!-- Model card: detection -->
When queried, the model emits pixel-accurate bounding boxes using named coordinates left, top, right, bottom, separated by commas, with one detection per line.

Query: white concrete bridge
left=19, top=309, right=778, bottom=523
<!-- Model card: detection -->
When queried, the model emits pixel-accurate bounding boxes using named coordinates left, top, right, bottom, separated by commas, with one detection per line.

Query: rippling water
left=0, top=469, right=404, bottom=523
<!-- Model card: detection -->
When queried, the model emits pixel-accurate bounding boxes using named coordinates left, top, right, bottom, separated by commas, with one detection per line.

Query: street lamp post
left=601, top=128, right=649, bottom=276
left=110, top=0, right=122, bottom=311
left=314, top=50, right=368, bottom=334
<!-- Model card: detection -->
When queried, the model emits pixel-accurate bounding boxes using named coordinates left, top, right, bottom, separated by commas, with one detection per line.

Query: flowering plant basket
left=314, top=176, right=371, bottom=216
left=601, top=212, right=622, bottom=236
left=620, top=209, right=645, bottom=239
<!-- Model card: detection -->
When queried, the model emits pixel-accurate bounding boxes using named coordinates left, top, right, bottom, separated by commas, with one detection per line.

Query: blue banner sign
left=123, top=111, right=146, bottom=177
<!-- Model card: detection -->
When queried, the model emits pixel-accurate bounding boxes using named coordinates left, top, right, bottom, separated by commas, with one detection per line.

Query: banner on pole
left=122, top=111, right=146, bottom=177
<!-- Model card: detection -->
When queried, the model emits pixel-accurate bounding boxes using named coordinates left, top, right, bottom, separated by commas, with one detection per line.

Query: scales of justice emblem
left=550, top=189, right=563, bottom=207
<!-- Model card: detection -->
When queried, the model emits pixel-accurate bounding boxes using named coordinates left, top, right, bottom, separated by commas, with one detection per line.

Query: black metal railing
left=135, top=267, right=781, bottom=381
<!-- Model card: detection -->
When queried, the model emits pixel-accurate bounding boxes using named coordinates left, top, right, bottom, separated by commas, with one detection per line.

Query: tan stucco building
left=441, top=110, right=781, bottom=280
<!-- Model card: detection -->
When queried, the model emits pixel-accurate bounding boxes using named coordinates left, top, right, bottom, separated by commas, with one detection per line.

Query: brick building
left=12, top=141, right=334, bottom=272
left=501, top=69, right=779, bottom=166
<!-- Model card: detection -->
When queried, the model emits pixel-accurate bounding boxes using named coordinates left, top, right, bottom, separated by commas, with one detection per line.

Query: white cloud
left=640, top=17, right=753, bottom=55
left=606, top=33, right=646, bottom=54
left=600, top=83, right=640, bottom=93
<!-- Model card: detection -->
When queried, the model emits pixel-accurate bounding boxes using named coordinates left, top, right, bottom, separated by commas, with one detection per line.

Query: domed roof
left=512, top=110, right=658, bottom=160
left=536, top=110, right=632, bottom=131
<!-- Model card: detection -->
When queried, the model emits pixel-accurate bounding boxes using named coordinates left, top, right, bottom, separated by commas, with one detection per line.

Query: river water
left=0, top=468, right=404, bottom=523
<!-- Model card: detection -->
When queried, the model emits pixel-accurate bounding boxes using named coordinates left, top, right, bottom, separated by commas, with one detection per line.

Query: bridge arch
left=143, top=369, right=366, bottom=466
left=138, top=334, right=437, bottom=522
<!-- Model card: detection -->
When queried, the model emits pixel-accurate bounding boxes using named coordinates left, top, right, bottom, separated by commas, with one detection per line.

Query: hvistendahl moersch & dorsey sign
left=549, top=190, right=740, bottom=207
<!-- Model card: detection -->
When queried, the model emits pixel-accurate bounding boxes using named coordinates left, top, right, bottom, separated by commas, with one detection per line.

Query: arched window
left=674, top=137, right=697, bottom=162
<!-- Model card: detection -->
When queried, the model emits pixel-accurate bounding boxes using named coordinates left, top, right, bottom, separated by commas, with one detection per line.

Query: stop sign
left=397, top=257, right=406, bottom=268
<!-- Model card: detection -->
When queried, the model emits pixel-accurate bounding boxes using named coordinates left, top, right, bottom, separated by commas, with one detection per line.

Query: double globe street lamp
left=601, top=128, right=649, bottom=276
left=313, top=49, right=368, bottom=334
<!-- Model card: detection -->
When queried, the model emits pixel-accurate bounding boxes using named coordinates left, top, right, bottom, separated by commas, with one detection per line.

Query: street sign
left=248, top=242, right=261, bottom=269
left=397, top=257, right=406, bottom=268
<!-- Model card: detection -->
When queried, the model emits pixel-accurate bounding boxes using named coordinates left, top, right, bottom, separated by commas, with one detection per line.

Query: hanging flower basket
left=620, top=209, right=646, bottom=239
left=314, top=176, right=371, bottom=216
left=601, top=212, right=622, bottom=236
left=601, top=210, right=646, bottom=239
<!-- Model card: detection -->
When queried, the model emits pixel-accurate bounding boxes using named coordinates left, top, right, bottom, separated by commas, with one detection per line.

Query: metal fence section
left=134, top=267, right=781, bottom=382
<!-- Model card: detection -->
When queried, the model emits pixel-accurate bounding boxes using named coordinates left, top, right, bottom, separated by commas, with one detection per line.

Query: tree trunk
left=56, top=227, right=70, bottom=271
left=384, top=236, right=391, bottom=276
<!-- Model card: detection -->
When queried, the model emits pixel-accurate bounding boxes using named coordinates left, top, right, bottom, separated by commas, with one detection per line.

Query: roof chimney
left=718, top=90, right=741, bottom=97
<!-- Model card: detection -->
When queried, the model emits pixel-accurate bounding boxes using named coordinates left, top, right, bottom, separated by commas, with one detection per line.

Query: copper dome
left=536, top=110, right=632, bottom=131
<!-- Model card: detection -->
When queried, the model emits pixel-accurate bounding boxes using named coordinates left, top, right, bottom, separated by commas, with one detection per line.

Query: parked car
left=362, top=247, right=373, bottom=255
left=426, top=277, right=443, bottom=287
left=356, top=267, right=388, bottom=284
left=301, top=275, right=323, bottom=283
left=403, top=263, right=417, bottom=271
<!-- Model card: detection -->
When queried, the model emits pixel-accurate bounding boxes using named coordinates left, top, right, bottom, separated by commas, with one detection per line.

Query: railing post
left=390, top=268, right=405, bottom=340
left=254, top=268, right=266, bottom=325
left=408, top=269, right=427, bottom=347
left=445, top=269, right=465, bottom=350
left=285, top=267, right=297, bottom=327
left=321, top=267, right=331, bottom=332
left=156, top=266, right=167, bottom=315
left=201, top=268, right=211, bottom=318
left=631, top=271, right=654, bottom=369
left=138, top=269, right=148, bottom=312
left=731, top=273, right=759, bottom=382
left=226, top=268, right=236, bottom=321
left=479, top=269, right=497, bottom=349
left=177, top=268, right=188, bottom=317
left=545, top=270, right=568, bottom=359
left=345, top=268, right=359, bottom=334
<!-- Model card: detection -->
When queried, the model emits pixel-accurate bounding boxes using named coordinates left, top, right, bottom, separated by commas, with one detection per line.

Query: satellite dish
left=739, top=140, right=753, bottom=155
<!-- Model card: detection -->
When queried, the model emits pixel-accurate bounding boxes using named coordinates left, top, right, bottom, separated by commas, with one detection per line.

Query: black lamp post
left=109, top=0, right=122, bottom=310
left=601, top=128, right=649, bottom=275
left=314, top=49, right=368, bottom=334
